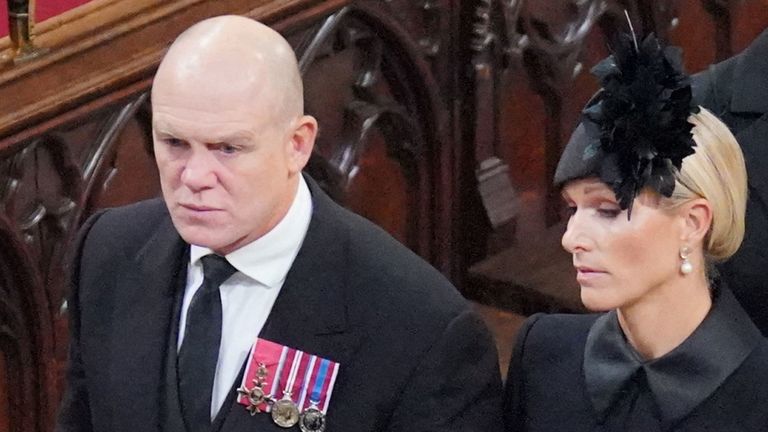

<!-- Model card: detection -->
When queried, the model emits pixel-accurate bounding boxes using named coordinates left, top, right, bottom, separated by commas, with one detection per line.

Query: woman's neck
left=617, top=272, right=712, bottom=360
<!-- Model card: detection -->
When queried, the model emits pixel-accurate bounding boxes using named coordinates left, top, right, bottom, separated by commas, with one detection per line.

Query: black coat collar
left=583, top=286, right=763, bottom=427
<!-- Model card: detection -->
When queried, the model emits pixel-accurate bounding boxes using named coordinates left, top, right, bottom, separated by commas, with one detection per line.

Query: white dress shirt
left=177, top=177, right=313, bottom=419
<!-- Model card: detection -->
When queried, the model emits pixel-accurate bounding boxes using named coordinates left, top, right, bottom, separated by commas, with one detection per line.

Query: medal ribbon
left=283, top=350, right=303, bottom=399
left=298, top=355, right=318, bottom=410
left=310, top=359, right=330, bottom=405
left=320, top=361, right=340, bottom=414
left=237, top=338, right=341, bottom=417
left=298, top=357, right=339, bottom=414
left=237, top=340, right=290, bottom=412
left=264, top=346, right=290, bottom=412
left=270, top=347, right=290, bottom=397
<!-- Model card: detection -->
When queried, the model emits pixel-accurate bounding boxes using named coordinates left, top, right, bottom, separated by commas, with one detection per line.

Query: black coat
left=56, top=176, right=504, bottom=432
left=503, top=288, right=768, bottom=431
left=692, top=28, right=768, bottom=334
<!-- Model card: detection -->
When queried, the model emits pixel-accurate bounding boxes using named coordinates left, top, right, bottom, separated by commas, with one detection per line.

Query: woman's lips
left=575, top=266, right=607, bottom=284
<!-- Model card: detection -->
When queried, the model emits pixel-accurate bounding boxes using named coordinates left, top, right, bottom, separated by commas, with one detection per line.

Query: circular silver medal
left=299, top=406, right=326, bottom=432
left=271, top=398, right=300, bottom=428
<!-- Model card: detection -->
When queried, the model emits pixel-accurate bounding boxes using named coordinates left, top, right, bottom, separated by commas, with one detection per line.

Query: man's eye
left=165, top=138, right=185, bottom=147
left=211, top=142, right=239, bottom=154
left=220, top=144, right=238, bottom=154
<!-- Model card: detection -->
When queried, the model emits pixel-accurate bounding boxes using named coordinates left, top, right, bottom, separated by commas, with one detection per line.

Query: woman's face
left=561, top=178, right=684, bottom=311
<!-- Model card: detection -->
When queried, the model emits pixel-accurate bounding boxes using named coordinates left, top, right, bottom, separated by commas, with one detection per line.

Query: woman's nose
left=561, top=211, right=591, bottom=253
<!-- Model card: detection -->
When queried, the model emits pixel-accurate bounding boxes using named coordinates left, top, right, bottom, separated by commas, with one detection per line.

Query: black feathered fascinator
left=554, top=30, right=699, bottom=215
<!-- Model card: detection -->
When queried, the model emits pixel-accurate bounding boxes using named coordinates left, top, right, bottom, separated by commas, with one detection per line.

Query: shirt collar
left=583, top=285, right=763, bottom=426
left=190, top=176, right=313, bottom=288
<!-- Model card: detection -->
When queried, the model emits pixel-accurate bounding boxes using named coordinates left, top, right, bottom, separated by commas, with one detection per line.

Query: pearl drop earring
left=680, top=246, right=693, bottom=275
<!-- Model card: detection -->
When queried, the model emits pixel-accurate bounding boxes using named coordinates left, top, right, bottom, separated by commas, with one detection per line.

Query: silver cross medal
left=236, top=363, right=272, bottom=415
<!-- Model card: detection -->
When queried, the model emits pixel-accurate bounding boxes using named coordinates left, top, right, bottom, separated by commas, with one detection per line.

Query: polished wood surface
left=0, top=1, right=94, bottom=37
left=0, top=1, right=766, bottom=430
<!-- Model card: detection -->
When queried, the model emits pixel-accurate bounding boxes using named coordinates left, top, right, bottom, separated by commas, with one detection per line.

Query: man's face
left=152, top=81, right=299, bottom=255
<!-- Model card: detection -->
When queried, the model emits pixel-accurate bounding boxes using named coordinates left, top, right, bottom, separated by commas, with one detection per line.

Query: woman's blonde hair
left=667, top=107, right=747, bottom=262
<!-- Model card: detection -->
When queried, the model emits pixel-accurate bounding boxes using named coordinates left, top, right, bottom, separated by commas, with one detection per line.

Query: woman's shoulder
left=519, top=313, right=601, bottom=345
left=512, top=312, right=602, bottom=367
left=689, top=340, right=768, bottom=430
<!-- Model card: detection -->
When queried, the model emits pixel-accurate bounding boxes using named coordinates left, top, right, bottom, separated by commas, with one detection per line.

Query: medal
left=271, top=350, right=303, bottom=428
left=236, top=338, right=340, bottom=427
left=272, top=398, right=300, bottom=428
left=236, top=363, right=270, bottom=415
left=299, top=406, right=326, bottom=432
left=237, top=341, right=289, bottom=415
left=299, top=358, right=330, bottom=432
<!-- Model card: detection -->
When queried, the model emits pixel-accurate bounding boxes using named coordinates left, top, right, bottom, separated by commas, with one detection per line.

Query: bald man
left=56, top=15, right=503, bottom=432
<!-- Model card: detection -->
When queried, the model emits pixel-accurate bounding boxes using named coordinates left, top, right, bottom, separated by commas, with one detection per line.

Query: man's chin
left=174, top=226, right=229, bottom=250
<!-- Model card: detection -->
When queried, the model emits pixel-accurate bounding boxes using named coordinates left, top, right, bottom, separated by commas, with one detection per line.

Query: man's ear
left=679, top=198, right=713, bottom=245
left=286, top=114, right=318, bottom=174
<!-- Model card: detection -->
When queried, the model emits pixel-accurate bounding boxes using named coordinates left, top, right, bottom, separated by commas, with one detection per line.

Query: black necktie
left=178, top=254, right=237, bottom=432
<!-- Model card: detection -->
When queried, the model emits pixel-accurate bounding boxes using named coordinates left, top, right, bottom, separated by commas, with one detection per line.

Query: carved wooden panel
left=0, top=0, right=766, bottom=430
left=294, top=3, right=451, bottom=268
left=0, top=92, right=159, bottom=432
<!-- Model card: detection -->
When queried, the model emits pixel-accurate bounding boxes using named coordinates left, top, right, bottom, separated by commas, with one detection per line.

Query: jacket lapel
left=107, top=215, right=187, bottom=432
left=259, top=177, right=354, bottom=359
left=219, top=177, right=359, bottom=431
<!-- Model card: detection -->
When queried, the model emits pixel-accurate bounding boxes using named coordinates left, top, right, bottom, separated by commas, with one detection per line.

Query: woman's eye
left=597, top=208, right=621, bottom=218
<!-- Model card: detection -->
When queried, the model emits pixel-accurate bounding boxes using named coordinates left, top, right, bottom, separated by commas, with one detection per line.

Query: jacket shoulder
left=338, top=202, right=467, bottom=314
left=692, top=54, right=738, bottom=111
left=686, top=340, right=768, bottom=430
left=311, top=188, right=474, bottom=340
left=77, top=198, right=172, bottom=263
left=513, top=312, right=599, bottom=373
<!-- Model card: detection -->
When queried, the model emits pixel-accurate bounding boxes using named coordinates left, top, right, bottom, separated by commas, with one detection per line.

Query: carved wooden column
left=0, top=88, right=157, bottom=431
left=293, top=1, right=458, bottom=275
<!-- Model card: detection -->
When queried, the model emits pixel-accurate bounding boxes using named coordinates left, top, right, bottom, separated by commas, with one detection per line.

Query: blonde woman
left=503, top=33, right=768, bottom=431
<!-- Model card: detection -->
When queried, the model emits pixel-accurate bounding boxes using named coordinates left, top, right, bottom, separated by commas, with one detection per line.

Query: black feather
left=585, top=33, right=699, bottom=211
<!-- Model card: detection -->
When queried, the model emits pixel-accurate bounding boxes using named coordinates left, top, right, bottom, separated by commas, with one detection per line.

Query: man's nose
left=561, top=211, right=590, bottom=253
left=180, top=149, right=217, bottom=191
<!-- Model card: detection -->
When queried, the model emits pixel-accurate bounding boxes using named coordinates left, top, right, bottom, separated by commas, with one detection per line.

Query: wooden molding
left=0, top=0, right=350, bottom=149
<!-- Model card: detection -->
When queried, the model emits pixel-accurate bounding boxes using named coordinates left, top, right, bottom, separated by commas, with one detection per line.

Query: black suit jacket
left=692, top=28, right=768, bottom=334
left=56, top=177, right=503, bottom=432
